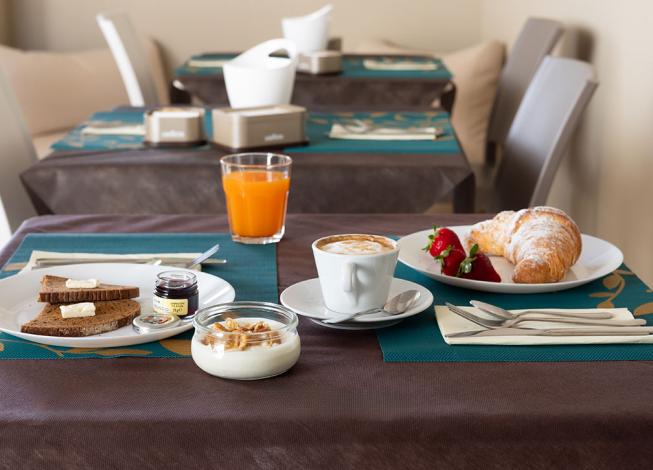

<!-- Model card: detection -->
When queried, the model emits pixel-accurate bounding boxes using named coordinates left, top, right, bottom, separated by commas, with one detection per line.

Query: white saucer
left=309, top=318, right=402, bottom=331
left=280, top=277, right=434, bottom=330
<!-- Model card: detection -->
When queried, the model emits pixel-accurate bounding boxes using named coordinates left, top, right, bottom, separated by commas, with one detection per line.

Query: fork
left=444, top=303, right=646, bottom=329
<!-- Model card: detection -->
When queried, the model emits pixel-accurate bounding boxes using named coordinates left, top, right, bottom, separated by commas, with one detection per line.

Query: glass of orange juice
left=220, top=153, right=292, bottom=244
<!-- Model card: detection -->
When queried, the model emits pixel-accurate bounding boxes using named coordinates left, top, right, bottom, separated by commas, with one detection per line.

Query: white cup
left=312, top=234, right=399, bottom=314
left=281, top=4, right=333, bottom=54
left=223, top=39, right=298, bottom=108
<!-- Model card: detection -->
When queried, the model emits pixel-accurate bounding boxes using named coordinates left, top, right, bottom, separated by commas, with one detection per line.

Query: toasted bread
left=21, top=300, right=141, bottom=337
left=38, top=275, right=139, bottom=303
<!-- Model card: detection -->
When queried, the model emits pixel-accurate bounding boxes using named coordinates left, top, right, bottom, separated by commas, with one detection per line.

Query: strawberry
left=458, top=244, right=501, bottom=282
left=423, top=226, right=464, bottom=258
left=435, top=245, right=467, bottom=276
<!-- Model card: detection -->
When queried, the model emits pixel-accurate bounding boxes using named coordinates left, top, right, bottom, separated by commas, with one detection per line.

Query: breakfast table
left=1, top=213, right=653, bottom=469
left=171, top=53, right=455, bottom=111
left=21, top=107, right=475, bottom=214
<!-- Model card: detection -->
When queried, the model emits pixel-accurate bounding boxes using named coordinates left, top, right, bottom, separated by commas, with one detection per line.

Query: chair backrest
left=0, top=71, right=37, bottom=240
left=97, top=12, right=159, bottom=107
left=486, top=18, right=563, bottom=152
left=493, top=56, right=597, bottom=210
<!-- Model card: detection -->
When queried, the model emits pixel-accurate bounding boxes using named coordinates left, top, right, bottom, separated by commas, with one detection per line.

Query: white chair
left=97, top=11, right=160, bottom=107
left=490, top=56, right=598, bottom=211
left=0, top=71, right=37, bottom=244
left=486, top=18, right=563, bottom=162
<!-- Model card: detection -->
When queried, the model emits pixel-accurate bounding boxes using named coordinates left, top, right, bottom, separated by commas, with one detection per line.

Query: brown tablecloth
left=1, top=213, right=652, bottom=469
left=172, top=54, right=454, bottom=111
left=21, top=147, right=475, bottom=215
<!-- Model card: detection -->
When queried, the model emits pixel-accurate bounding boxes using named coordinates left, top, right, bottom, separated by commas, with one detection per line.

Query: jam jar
left=153, top=271, right=199, bottom=317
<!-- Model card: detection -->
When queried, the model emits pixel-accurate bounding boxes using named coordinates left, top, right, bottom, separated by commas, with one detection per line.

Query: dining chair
left=0, top=70, right=37, bottom=243
left=486, top=18, right=563, bottom=163
left=97, top=11, right=160, bottom=107
left=490, top=56, right=598, bottom=211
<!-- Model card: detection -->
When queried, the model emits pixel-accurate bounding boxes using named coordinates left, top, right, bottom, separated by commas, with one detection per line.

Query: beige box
left=144, top=107, right=205, bottom=147
left=297, top=51, right=342, bottom=75
left=211, top=105, right=307, bottom=151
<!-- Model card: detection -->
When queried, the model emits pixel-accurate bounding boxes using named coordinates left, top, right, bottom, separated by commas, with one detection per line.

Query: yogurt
left=191, top=318, right=300, bottom=380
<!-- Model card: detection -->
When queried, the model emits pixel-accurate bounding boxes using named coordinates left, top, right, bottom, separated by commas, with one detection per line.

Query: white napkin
left=329, top=123, right=438, bottom=141
left=363, top=59, right=438, bottom=71
left=188, top=59, right=229, bottom=68
left=435, top=306, right=653, bottom=345
left=81, top=124, right=145, bottom=136
left=19, top=251, right=203, bottom=274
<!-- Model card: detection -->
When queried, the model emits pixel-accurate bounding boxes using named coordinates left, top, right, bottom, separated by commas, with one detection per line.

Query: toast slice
left=21, top=300, right=141, bottom=337
left=38, top=275, right=140, bottom=303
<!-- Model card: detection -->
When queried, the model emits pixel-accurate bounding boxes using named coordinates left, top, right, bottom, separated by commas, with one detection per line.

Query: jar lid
left=132, top=313, right=181, bottom=334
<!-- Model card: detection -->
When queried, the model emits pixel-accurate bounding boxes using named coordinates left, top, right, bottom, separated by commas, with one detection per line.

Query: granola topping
left=202, top=317, right=282, bottom=350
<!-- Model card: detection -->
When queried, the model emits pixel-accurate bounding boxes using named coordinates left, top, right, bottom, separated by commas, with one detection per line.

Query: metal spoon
left=470, top=300, right=613, bottom=320
left=185, top=243, right=221, bottom=269
left=323, top=290, right=421, bottom=324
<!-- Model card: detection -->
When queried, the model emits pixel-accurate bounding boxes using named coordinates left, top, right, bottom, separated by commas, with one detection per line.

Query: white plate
left=280, top=277, right=434, bottom=323
left=308, top=318, right=402, bottom=331
left=0, top=263, right=235, bottom=348
left=397, top=226, right=624, bottom=294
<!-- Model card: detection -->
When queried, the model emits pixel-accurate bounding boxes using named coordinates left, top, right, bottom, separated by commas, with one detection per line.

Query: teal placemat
left=175, top=54, right=452, bottom=80
left=0, top=233, right=277, bottom=360
left=50, top=109, right=214, bottom=152
left=286, top=111, right=459, bottom=154
left=378, top=262, right=653, bottom=362
left=175, top=53, right=235, bottom=76
left=51, top=109, right=459, bottom=155
left=340, top=56, right=451, bottom=80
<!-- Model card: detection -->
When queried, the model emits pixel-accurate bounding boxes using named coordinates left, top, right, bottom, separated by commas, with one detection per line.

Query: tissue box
left=297, top=51, right=342, bottom=75
left=211, top=105, right=307, bottom=150
left=144, top=107, right=205, bottom=147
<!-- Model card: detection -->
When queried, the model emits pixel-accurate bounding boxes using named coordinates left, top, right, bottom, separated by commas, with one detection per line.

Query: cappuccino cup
left=312, top=234, right=398, bottom=314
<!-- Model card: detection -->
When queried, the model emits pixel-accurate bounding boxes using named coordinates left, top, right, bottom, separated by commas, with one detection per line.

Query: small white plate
left=308, top=318, right=402, bottom=331
left=280, top=277, right=434, bottom=326
left=397, top=226, right=624, bottom=294
left=0, top=263, right=235, bottom=348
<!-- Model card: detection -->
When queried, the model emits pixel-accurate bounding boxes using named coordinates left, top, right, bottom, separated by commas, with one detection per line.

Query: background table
left=1, top=213, right=652, bottom=469
left=22, top=110, right=475, bottom=214
left=172, top=54, right=455, bottom=111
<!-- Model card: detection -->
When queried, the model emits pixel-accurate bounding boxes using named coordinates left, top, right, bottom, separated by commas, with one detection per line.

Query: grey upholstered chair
left=490, top=56, right=598, bottom=211
left=97, top=12, right=160, bottom=106
left=486, top=18, right=563, bottom=163
left=0, top=71, right=37, bottom=243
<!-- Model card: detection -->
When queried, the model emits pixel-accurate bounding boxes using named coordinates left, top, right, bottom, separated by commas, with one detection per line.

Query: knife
left=446, top=326, right=653, bottom=338
left=2, top=258, right=227, bottom=272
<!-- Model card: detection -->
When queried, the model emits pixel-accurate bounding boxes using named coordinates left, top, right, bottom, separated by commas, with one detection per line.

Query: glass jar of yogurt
left=191, top=302, right=300, bottom=380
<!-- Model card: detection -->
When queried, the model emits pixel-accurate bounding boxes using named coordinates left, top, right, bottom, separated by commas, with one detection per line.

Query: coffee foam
left=317, top=235, right=394, bottom=255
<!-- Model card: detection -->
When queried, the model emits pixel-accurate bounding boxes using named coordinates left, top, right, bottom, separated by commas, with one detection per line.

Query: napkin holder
left=211, top=105, right=307, bottom=151
left=297, top=50, right=342, bottom=75
left=144, top=107, right=205, bottom=147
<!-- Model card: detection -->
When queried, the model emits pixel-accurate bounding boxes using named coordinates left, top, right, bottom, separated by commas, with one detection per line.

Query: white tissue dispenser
left=211, top=105, right=306, bottom=151
left=297, top=50, right=342, bottom=75
left=144, top=107, right=205, bottom=147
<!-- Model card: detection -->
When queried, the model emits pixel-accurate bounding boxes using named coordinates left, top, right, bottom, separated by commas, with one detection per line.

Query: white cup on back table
left=312, top=234, right=398, bottom=314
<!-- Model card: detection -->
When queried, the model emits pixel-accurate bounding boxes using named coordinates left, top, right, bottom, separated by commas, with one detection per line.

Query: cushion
left=32, top=130, right=69, bottom=160
left=354, top=39, right=505, bottom=165
left=0, top=38, right=168, bottom=138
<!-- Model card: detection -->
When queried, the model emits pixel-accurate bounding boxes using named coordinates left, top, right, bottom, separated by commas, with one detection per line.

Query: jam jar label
left=153, top=296, right=189, bottom=316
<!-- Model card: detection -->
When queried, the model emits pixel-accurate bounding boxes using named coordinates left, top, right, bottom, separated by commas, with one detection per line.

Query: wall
left=0, top=0, right=10, bottom=44
left=480, top=0, right=653, bottom=285
left=7, top=0, right=482, bottom=71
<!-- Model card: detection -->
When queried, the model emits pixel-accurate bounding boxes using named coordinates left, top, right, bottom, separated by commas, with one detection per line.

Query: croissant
left=466, top=207, right=582, bottom=283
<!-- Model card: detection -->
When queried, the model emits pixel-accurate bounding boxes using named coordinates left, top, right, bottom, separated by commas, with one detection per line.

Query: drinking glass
left=220, top=153, right=292, bottom=244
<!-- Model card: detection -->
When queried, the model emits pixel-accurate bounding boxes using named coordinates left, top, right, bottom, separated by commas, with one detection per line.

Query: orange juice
left=222, top=171, right=290, bottom=237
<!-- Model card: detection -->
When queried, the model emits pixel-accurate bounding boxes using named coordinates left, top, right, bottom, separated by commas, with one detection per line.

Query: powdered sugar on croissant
left=466, top=207, right=582, bottom=283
